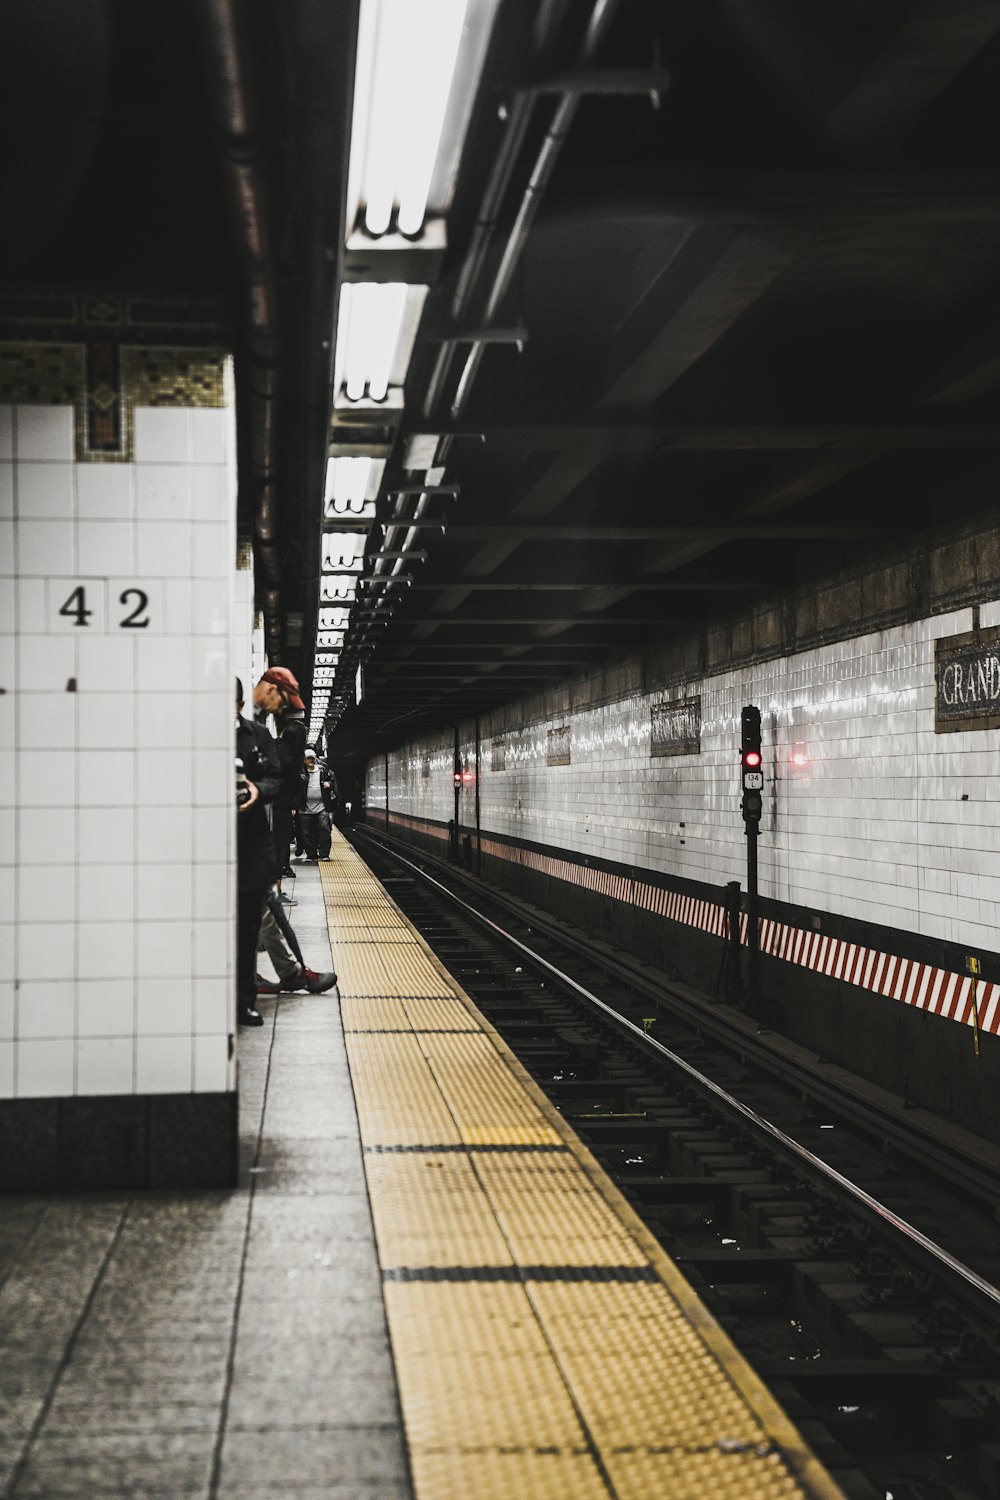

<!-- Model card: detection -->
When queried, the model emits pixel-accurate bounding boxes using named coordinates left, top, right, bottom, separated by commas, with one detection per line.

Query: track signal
left=740, top=705, right=763, bottom=823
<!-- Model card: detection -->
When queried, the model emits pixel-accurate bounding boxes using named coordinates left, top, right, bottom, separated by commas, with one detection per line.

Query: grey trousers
left=257, top=903, right=301, bottom=981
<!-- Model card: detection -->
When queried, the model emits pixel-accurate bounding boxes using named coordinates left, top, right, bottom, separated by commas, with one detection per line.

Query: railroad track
left=351, top=824, right=1000, bottom=1500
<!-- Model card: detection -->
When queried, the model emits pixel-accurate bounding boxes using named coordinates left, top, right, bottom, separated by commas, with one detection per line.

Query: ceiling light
left=353, top=0, right=469, bottom=239
left=318, top=607, right=350, bottom=630
left=321, top=578, right=358, bottom=604
left=324, top=455, right=385, bottom=517
left=340, top=282, right=408, bottom=401
left=322, top=532, right=367, bottom=573
left=319, top=607, right=353, bottom=630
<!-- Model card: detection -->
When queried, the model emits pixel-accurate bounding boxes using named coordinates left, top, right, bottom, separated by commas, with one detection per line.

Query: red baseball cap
left=260, top=666, right=304, bottom=710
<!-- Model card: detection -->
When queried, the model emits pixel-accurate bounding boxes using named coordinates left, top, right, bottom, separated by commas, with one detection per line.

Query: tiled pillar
left=0, top=346, right=240, bottom=1188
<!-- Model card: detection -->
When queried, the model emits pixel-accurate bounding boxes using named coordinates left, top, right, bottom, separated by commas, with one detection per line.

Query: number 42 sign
left=47, top=579, right=163, bottom=634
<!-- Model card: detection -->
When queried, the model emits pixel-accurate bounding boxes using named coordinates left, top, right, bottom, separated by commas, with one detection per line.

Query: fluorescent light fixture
left=355, top=664, right=364, bottom=705
left=318, top=607, right=350, bottom=630
left=315, top=652, right=339, bottom=666
left=324, top=455, right=385, bottom=517
left=352, top=0, right=469, bottom=239
left=319, top=607, right=353, bottom=630
left=335, top=283, right=428, bottom=402
left=322, top=532, right=367, bottom=573
left=321, top=578, right=358, bottom=604
left=340, top=282, right=407, bottom=401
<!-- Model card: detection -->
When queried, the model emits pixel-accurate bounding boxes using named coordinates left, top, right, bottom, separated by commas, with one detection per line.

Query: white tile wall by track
left=0, top=398, right=238, bottom=1101
left=372, top=602, right=1000, bottom=958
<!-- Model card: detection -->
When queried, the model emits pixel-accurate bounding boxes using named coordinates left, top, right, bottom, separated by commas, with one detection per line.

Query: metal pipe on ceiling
left=420, top=0, right=575, bottom=422
left=195, top=0, right=284, bottom=660
left=449, top=0, right=621, bottom=420
left=348, top=0, right=623, bottom=721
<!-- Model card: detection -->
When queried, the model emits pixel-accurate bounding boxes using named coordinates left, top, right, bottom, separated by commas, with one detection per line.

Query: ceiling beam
left=407, top=580, right=759, bottom=591
left=823, top=6, right=1000, bottom=153
left=544, top=168, right=1000, bottom=225
left=435, top=424, right=1000, bottom=453
left=424, top=523, right=888, bottom=541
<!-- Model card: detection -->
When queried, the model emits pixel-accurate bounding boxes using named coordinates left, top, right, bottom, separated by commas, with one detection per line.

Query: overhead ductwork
left=195, top=0, right=284, bottom=660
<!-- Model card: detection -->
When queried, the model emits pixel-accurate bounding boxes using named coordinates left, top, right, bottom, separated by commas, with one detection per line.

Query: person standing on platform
left=273, top=717, right=306, bottom=888
left=253, top=665, right=304, bottom=725
left=299, top=747, right=333, bottom=861
left=236, top=678, right=280, bottom=1028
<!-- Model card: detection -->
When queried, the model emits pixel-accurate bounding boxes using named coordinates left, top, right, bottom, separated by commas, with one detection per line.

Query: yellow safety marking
left=384, top=1282, right=611, bottom=1500
left=411, top=1450, right=609, bottom=1500
left=345, top=1031, right=463, bottom=1147
left=322, top=827, right=847, bottom=1500
left=473, top=1154, right=647, bottom=1268
left=329, top=906, right=413, bottom=930
left=334, top=931, right=419, bottom=944
left=402, top=997, right=481, bottom=1032
left=332, top=941, right=455, bottom=999
left=324, top=895, right=400, bottom=917
left=341, top=995, right=482, bottom=1034
left=529, top=1282, right=766, bottom=1453
left=418, top=1031, right=563, bottom=1148
left=333, top=932, right=422, bottom=951
left=341, top=996, right=415, bottom=1032
left=366, top=1153, right=515, bottom=1268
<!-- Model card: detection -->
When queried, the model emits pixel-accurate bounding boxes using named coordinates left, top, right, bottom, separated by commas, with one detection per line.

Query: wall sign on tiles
left=491, top=737, right=507, bottom=772
left=651, top=695, right=701, bottom=757
left=547, top=725, right=570, bottom=766
left=46, top=579, right=163, bottom=633
left=935, top=625, right=1000, bottom=733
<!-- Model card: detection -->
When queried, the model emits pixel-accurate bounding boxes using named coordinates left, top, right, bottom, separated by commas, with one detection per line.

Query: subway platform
left=0, top=833, right=846, bottom=1500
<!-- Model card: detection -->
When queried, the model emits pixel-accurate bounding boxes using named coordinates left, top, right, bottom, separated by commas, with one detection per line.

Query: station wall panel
left=0, top=361, right=239, bottom=1185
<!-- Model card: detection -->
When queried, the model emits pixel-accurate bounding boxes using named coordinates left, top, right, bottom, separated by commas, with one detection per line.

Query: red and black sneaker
left=255, top=973, right=282, bottom=995
left=288, top=966, right=338, bottom=994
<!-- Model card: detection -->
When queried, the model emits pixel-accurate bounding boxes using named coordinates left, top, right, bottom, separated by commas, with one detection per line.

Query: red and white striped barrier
left=384, top=816, right=1000, bottom=1038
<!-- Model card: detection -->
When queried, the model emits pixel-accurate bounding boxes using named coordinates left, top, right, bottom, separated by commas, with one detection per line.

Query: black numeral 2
left=118, top=589, right=150, bottom=628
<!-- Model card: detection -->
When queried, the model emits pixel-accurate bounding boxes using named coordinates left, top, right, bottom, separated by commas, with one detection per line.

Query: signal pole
left=740, top=706, right=763, bottom=1007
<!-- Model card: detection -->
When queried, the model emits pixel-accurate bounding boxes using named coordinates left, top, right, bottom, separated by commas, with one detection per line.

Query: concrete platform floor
left=0, top=860, right=414, bottom=1500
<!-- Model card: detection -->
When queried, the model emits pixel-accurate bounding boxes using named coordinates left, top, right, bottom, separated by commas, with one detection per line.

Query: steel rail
left=358, top=829, right=1000, bottom=1314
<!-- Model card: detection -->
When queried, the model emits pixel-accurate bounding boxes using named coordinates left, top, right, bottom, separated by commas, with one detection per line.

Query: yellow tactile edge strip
left=323, top=830, right=847, bottom=1500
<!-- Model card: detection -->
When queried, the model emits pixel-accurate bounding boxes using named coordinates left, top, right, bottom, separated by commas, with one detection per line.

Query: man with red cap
left=253, top=666, right=304, bottom=720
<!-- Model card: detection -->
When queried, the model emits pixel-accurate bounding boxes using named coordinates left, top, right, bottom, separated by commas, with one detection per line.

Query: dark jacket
left=275, top=738, right=305, bottom=812
left=300, top=757, right=338, bottom=816
left=236, top=715, right=280, bottom=890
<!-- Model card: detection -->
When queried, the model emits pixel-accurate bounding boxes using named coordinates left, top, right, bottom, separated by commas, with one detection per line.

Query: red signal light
left=744, top=750, right=761, bottom=768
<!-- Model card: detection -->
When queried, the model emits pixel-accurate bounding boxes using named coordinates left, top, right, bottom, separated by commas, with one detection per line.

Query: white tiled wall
left=0, top=398, right=237, bottom=1100
left=371, top=605, right=1000, bottom=956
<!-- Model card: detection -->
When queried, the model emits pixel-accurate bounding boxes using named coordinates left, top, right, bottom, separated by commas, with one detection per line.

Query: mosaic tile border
left=0, top=340, right=229, bottom=462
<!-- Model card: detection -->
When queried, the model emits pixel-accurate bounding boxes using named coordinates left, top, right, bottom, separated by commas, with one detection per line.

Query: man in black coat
left=236, top=678, right=280, bottom=1026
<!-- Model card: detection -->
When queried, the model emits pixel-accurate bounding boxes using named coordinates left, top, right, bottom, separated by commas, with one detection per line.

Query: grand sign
left=935, top=624, right=1000, bottom=732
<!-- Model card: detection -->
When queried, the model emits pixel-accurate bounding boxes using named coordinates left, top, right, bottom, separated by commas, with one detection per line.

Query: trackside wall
left=363, top=515, right=1000, bottom=1139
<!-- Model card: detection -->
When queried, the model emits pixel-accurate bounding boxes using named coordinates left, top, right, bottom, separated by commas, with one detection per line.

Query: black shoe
left=238, top=1006, right=264, bottom=1027
left=282, top=866, right=294, bottom=878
